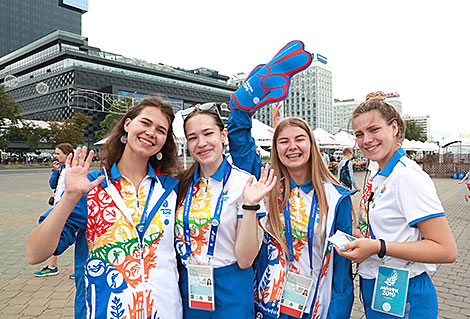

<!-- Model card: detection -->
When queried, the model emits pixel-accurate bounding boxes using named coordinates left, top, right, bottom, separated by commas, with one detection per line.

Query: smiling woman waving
left=27, top=95, right=183, bottom=319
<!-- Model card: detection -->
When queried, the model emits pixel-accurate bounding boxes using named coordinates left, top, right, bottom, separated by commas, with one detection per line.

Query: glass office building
left=0, top=0, right=86, bottom=58
left=0, top=30, right=236, bottom=146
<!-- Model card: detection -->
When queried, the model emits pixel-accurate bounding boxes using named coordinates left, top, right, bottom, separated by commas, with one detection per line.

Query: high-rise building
left=403, top=114, right=431, bottom=141
left=253, top=55, right=333, bottom=132
left=332, top=92, right=403, bottom=133
left=0, top=0, right=87, bottom=58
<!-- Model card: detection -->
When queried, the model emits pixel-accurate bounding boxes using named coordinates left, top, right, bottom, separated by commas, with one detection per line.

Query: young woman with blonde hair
left=228, top=108, right=355, bottom=319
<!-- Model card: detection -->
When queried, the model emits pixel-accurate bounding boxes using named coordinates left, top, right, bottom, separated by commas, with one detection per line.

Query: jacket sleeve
left=49, top=169, right=59, bottom=189
left=38, top=193, right=88, bottom=255
left=227, top=107, right=263, bottom=179
left=327, top=195, right=354, bottom=319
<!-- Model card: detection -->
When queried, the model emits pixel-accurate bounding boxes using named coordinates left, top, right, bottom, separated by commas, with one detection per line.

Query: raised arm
left=227, top=107, right=263, bottom=179
left=26, top=146, right=104, bottom=264
left=235, top=165, right=276, bottom=268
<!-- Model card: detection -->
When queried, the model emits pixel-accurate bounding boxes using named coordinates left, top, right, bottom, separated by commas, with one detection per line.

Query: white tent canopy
left=313, top=128, right=342, bottom=148
left=402, top=139, right=439, bottom=152
left=333, top=131, right=356, bottom=148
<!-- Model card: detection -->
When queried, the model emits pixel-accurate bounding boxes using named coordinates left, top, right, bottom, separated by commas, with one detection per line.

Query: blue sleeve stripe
left=409, top=212, right=445, bottom=227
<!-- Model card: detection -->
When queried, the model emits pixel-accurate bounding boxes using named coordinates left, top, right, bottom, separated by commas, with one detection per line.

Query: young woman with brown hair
left=338, top=92, right=457, bottom=318
left=175, top=104, right=276, bottom=318
left=27, top=95, right=183, bottom=319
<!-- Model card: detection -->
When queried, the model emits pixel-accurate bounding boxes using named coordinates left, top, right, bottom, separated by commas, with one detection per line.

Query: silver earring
left=156, top=152, right=163, bottom=161
left=120, top=135, right=127, bottom=144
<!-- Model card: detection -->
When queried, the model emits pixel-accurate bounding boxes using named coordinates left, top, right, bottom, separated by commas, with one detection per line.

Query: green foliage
left=95, top=98, right=131, bottom=140
left=48, top=112, right=92, bottom=147
left=405, top=119, right=427, bottom=142
left=0, top=85, right=22, bottom=149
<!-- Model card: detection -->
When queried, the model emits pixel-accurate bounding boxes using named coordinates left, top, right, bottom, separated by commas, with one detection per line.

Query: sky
left=82, top=0, right=470, bottom=141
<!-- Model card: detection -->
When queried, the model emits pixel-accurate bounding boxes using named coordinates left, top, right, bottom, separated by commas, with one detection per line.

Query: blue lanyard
left=283, top=188, right=318, bottom=273
left=182, top=163, right=232, bottom=260
left=136, top=179, right=155, bottom=240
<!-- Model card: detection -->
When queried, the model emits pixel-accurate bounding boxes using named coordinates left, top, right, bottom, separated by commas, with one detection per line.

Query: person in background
left=337, top=91, right=457, bottom=319
left=459, top=170, right=470, bottom=202
left=34, top=143, right=74, bottom=277
left=337, top=147, right=360, bottom=192
left=321, top=149, right=329, bottom=168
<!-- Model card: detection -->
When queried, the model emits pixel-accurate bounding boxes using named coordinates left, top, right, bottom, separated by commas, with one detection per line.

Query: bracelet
left=378, top=239, right=386, bottom=259
left=242, top=204, right=260, bottom=211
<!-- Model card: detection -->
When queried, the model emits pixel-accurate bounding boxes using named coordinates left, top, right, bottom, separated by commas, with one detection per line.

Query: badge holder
left=371, top=264, right=410, bottom=317
left=280, top=268, right=313, bottom=318
left=187, top=259, right=215, bottom=311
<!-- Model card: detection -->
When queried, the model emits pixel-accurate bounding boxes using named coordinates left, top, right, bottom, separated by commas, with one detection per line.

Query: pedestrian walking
left=34, top=143, right=73, bottom=277
left=337, top=91, right=457, bottom=319
left=175, top=104, right=275, bottom=318
left=27, top=95, right=183, bottom=319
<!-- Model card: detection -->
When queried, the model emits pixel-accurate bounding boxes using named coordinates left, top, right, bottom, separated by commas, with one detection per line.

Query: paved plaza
left=0, top=168, right=469, bottom=318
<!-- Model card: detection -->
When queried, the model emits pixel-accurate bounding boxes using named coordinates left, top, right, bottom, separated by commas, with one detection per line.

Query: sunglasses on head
left=181, top=102, right=223, bottom=122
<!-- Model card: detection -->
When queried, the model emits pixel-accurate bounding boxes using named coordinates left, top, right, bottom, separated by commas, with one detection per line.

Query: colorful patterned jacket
left=253, top=182, right=354, bottom=318
left=40, top=163, right=182, bottom=319
left=227, top=108, right=354, bottom=319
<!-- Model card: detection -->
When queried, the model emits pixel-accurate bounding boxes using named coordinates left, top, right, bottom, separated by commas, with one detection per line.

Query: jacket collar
left=193, top=156, right=228, bottom=184
left=377, top=148, right=406, bottom=177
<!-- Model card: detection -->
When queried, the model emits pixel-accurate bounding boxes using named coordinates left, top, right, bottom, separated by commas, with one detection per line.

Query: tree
left=0, top=85, right=22, bottom=150
left=405, top=119, right=427, bottom=142
left=95, top=98, right=131, bottom=140
left=48, top=112, right=92, bottom=147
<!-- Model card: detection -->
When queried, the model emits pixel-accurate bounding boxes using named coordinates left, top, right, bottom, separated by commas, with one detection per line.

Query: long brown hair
left=351, top=91, right=406, bottom=143
left=101, top=94, right=181, bottom=175
left=267, top=117, right=340, bottom=255
left=176, top=108, right=225, bottom=206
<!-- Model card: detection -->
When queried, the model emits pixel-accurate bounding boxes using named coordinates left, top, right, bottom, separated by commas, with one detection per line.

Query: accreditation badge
left=187, top=264, right=215, bottom=311
left=280, top=271, right=313, bottom=318
left=371, top=265, right=410, bottom=317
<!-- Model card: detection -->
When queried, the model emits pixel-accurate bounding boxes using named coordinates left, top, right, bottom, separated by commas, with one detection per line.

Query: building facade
left=403, top=114, right=431, bottom=141
left=254, top=55, right=333, bottom=132
left=0, top=31, right=236, bottom=146
left=0, top=0, right=87, bottom=58
left=332, top=92, right=403, bottom=133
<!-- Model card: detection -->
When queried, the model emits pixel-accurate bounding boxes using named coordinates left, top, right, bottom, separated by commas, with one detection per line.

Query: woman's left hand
left=335, top=238, right=380, bottom=263
left=242, top=164, right=277, bottom=206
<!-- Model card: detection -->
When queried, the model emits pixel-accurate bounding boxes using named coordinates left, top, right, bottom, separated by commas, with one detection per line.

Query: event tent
left=313, top=128, right=342, bottom=148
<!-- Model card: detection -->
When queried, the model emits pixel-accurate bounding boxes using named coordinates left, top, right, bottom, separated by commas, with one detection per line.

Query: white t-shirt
left=54, top=167, right=65, bottom=205
left=358, top=153, right=445, bottom=279
left=175, top=159, right=266, bottom=268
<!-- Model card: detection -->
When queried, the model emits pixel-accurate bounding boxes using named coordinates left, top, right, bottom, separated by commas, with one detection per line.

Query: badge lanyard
left=136, top=179, right=155, bottom=240
left=182, top=163, right=232, bottom=263
left=283, top=188, right=318, bottom=274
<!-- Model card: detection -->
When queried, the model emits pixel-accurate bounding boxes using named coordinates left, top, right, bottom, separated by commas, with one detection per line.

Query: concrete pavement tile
left=48, top=299, right=71, bottom=308
left=21, top=305, right=47, bottom=316
left=1, top=304, right=27, bottom=316
left=27, top=297, right=49, bottom=307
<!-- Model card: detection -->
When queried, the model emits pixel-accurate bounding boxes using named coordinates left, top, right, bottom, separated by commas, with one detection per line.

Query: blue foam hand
left=230, top=40, right=313, bottom=112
